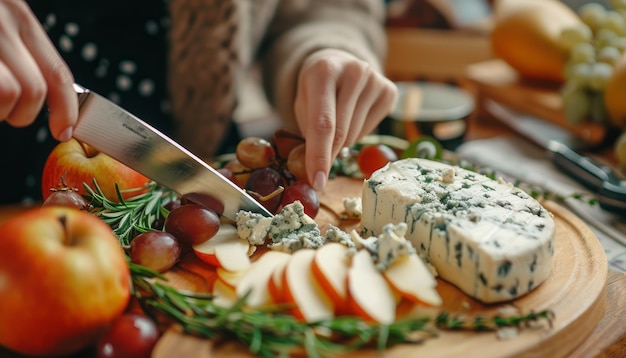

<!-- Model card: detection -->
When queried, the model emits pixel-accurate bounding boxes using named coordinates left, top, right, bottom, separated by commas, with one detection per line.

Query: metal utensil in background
left=71, top=84, right=273, bottom=220
left=483, top=99, right=626, bottom=214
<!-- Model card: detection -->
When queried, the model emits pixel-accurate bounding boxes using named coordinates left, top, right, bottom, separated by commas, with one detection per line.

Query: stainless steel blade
left=71, top=84, right=273, bottom=220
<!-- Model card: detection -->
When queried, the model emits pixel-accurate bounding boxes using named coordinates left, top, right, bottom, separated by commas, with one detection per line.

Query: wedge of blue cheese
left=361, top=158, right=556, bottom=303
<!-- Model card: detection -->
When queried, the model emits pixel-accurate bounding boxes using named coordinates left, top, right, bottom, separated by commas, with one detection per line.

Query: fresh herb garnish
left=84, top=180, right=177, bottom=246
left=129, top=262, right=553, bottom=357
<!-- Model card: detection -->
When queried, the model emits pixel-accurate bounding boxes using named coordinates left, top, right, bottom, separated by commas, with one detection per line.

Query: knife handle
left=547, top=140, right=626, bottom=213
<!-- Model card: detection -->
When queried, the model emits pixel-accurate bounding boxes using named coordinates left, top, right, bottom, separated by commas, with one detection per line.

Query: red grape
left=272, top=129, right=305, bottom=160
left=129, top=231, right=181, bottom=272
left=217, top=167, right=235, bottom=182
left=236, top=137, right=276, bottom=169
left=281, top=182, right=319, bottom=217
left=245, top=167, right=284, bottom=214
left=224, top=160, right=251, bottom=188
left=164, top=204, right=220, bottom=246
left=356, top=144, right=398, bottom=177
left=286, top=143, right=307, bottom=181
left=42, top=188, right=89, bottom=210
left=42, top=176, right=89, bottom=210
left=96, top=314, right=159, bottom=358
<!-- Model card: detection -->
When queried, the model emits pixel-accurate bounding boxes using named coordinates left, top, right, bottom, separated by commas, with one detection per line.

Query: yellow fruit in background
left=604, top=53, right=626, bottom=128
left=491, top=0, right=583, bottom=83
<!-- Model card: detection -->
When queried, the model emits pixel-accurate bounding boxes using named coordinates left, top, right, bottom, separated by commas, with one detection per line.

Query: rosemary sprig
left=128, top=262, right=554, bottom=357
left=84, top=180, right=178, bottom=246
left=435, top=311, right=554, bottom=331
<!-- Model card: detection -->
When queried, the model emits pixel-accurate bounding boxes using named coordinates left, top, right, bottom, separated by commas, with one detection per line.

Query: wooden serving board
left=154, top=177, right=609, bottom=358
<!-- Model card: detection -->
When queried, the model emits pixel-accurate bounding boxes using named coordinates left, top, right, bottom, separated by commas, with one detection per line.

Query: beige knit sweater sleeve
left=259, top=0, right=387, bottom=132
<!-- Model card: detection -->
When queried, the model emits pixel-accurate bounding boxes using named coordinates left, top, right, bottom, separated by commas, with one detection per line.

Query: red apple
left=0, top=207, right=131, bottom=356
left=41, top=138, right=150, bottom=202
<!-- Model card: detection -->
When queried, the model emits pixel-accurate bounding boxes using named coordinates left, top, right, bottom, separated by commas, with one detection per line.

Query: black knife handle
left=547, top=140, right=626, bottom=214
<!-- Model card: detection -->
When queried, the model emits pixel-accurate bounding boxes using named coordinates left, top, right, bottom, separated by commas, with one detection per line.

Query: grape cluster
left=218, top=129, right=320, bottom=217
left=559, top=1, right=626, bottom=170
left=559, top=2, right=626, bottom=125
left=217, top=130, right=406, bottom=217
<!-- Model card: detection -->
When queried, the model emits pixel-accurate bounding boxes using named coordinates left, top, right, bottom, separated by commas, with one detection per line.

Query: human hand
left=294, top=48, right=397, bottom=191
left=0, top=0, right=77, bottom=141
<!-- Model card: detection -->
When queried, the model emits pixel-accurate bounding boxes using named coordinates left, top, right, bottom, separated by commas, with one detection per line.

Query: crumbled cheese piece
left=343, top=197, right=363, bottom=219
left=350, top=230, right=378, bottom=254
left=375, top=222, right=416, bottom=271
left=325, top=225, right=355, bottom=248
left=235, top=211, right=272, bottom=245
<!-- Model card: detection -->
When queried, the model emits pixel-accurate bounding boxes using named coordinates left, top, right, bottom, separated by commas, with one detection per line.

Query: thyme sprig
left=129, top=262, right=553, bottom=357
left=83, top=180, right=178, bottom=246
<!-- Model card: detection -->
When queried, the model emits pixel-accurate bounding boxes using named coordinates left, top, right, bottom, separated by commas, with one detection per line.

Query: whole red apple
left=41, top=138, right=150, bottom=202
left=0, top=207, right=131, bottom=356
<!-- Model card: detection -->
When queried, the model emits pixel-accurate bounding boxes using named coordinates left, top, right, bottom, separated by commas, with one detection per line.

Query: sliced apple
left=212, top=278, right=237, bottom=308
left=193, top=224, right=251, bottom=272
left=216, top=268, right=246, bottom=288
left=268, top=258, right=288, bottom=303
left=283, top=249, right=334, bottom=322
left=311, top=243, right=351, bottom=313
left=236, top=250, right=292, bottom=308
left=214, top=240, right=251, bottom=272
left=347, top=249, right=396, bottom=325
left=383, top=254, right=442, bottom=307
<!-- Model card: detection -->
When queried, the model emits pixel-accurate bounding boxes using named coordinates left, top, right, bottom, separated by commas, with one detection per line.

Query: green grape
left=597, top=46, right=622, bottom=65
left=563, top=62, right=591, bottom=87
left=578, top=3, right=608, bottom=31
left=596, top=28, right=618, bottom=48
left=615, top=131, right=626, bottom=168
left=618, top=9, right=626, bottom=22
left=562, top=84, right=591, bottom=125
left=588, top=62, right=614, bottom=90
left=603, top=10, right=626, bottom=36
left=609, top=36, right=626, bottom=52
left=569, top=42, right=596, bottom=63
left=559, top=24, right=593, bottom=50
left=610, top=0, right=626, bottom=11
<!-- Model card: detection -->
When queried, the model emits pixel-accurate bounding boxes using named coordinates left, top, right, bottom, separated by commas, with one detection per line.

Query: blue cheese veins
left=361, top=158, right=556, bottom=303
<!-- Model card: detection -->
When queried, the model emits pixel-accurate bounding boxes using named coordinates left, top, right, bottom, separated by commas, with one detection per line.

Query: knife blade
left=71, top=83, right=273, bottom=220
left=483, top=99, right=626, bottom=214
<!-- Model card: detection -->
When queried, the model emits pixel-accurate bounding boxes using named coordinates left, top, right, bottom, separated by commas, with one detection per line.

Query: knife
left=71, top=83, right=273, bottom=220
left=483, top=99, right=626, bottom=214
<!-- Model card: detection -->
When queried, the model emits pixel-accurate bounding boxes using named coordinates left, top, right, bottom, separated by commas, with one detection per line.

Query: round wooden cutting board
left=154, top=177, right=609, bottom=358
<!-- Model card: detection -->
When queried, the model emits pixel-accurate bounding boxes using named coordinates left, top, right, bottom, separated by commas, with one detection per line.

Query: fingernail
left=57, top=127, right=73, bottom=142
left=313, top=171, right=327, bottom=191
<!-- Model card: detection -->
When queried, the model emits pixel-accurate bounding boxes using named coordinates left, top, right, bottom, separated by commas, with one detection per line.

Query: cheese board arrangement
left=0, top=132, right=610, bottom=357
left=146, top=176, right=607, bottom=358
